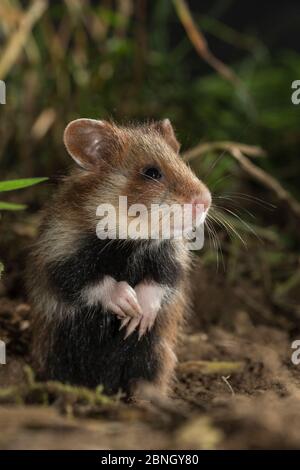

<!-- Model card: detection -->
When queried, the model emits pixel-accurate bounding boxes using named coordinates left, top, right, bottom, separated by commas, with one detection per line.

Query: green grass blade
left=0, top=177, right=48, bottom=192
left=0, top=201, right=27, bottom=211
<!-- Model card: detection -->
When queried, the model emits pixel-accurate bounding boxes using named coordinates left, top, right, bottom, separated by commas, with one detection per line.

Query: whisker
left=205, top=218, right=225, bottom=271
left=208, top=174, right=233, bottom=190
left=205, top=221, right=219, bottom=269
left=205, top=219, right=219, bottom=270
left=203, top=148, right=230, bottom=179
left=138, top=171, right=162, bottom=186
left=213, top=204, right=262, bottom=243
left=209, top=209, right=247, bottom=247
left=214, top=197, right=257, bottom=220
left=219, top=192, right=276, bottom=210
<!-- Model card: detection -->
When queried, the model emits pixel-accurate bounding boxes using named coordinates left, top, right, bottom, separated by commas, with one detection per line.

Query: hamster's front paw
left=121, top=282, right=165, bottom=339
left=107, top=281, right=142, bottom=319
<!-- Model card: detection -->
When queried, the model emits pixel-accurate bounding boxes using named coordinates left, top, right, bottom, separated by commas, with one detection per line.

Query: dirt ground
left=1, top=214, right=300, bottom=450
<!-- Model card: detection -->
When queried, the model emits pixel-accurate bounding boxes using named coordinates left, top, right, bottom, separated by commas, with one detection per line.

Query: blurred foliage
left=0, top=261, right=4, bottom=280
left=0, top=0, right=299, bottom=311
left=0, top=1, right=299, bottom=192
left=0, top=177, right=48, bottom=210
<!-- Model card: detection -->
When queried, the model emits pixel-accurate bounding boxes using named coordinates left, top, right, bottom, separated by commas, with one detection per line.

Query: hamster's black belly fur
left=41, top=235, right=182, bottom=394
left=47, top=235, right=181, bottom=303
left=45, top=306, right=160, bottom=394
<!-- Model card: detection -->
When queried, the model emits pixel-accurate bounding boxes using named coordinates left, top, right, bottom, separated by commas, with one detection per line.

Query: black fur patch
left=47, top=235, right=182, bottom=303
left=44, top=235, right=182, bottom=393
left=46, top=305, right=160, bottom=395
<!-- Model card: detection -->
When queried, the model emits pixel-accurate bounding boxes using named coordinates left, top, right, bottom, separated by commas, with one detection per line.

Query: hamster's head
left=64, top=118, right=211, bottom=240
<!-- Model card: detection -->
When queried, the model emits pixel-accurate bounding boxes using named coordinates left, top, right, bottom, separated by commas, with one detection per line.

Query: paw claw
left=107, top=281, right=142, bottom=319
left=119, top=317, right=130, bottom=330
left=124, top=316, right=141, bottom=339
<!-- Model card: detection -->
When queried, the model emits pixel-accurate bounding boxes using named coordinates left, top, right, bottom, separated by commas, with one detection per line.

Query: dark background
left=1, top=0, right=300, bottom=450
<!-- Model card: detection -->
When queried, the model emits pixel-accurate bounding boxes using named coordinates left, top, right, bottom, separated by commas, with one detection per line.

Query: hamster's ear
left=151, top=119, right=180, bottom=154
left=64, top=119, right=124, bottom=169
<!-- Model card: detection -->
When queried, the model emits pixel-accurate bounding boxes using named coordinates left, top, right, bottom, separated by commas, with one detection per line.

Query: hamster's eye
left=142, top=166, right=162, bottom=180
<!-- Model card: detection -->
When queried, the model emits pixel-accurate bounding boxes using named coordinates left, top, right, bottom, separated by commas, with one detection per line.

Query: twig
left=0, top=0, right=48, bottom=80
left=184, top=140, right=300, bottom=220
left=31, top=108, right=56, bottom=140
left=0, top=2, right=23, bottom=27
left=173, top=1, right=300, bottom=220
left=173, top=0, right=245, bottom=90
left=221, top=375, right=235, bottom=396
left=183, top=141, right=266, bottom=161
left=230, top=147, right=300, bottom=219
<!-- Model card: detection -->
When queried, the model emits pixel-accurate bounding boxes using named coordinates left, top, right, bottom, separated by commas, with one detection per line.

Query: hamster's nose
left=191, top=191, right=212, bottom=213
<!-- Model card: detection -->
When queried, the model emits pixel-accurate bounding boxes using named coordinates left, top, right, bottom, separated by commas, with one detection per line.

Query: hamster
left=27, top=118, right=211, bottom=399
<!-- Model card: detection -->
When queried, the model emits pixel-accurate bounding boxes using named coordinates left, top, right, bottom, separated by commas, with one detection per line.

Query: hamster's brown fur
left=27, top=119, right=210, bottom=398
